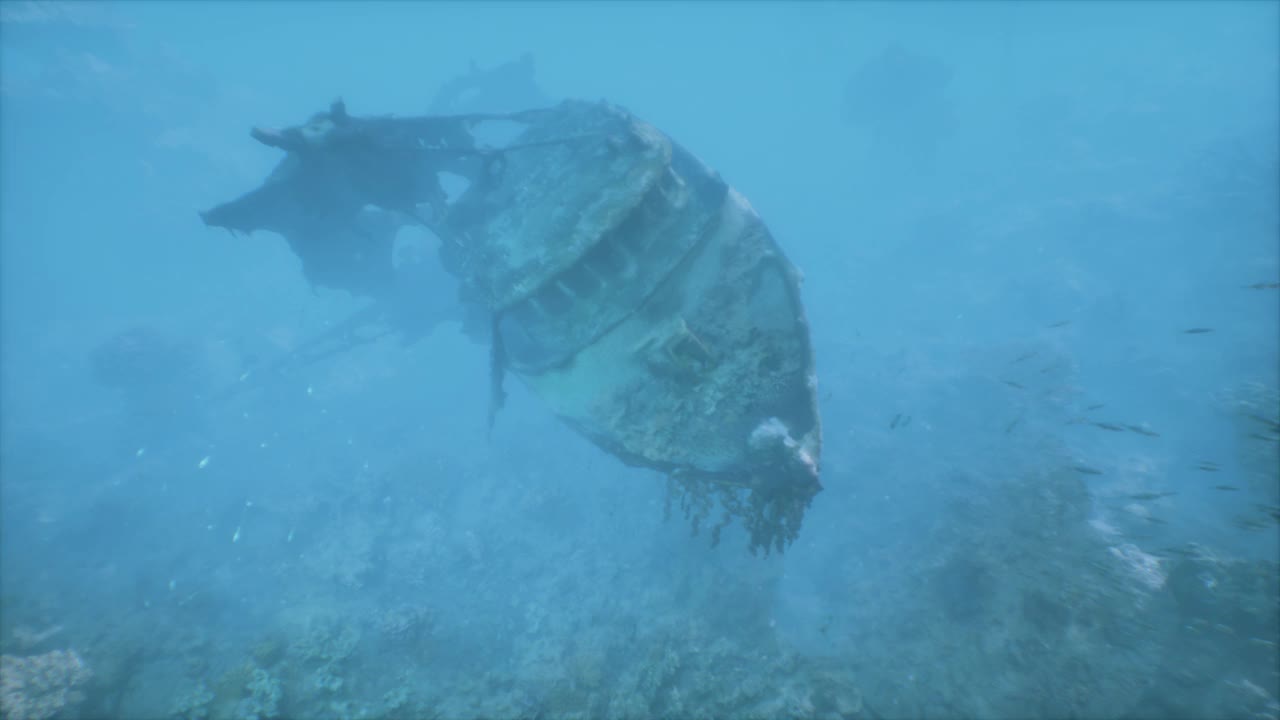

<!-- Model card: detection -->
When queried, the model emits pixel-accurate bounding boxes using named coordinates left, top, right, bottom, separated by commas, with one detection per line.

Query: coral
left=1109, top=543, right=1167, bottom=592
left=311, top=663, right=344, bottom=695
left=0, top=650, right=92, bottom=720
left=283, top=606, right=362, bottom=695
left=250, top=637, right=286, bottom=669
left=373, top=604, right=433, bottom=646
left=380, top=686, right=410, bottom=714
left=235, top=666, right=282, bottom=720
left=1132, top=551, right=1280, bottom=717
left=170, top=681, right=214, bottom=720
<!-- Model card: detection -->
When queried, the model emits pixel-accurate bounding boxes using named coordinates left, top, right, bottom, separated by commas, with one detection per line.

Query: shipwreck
left=202, top=99, right=822, bottom=553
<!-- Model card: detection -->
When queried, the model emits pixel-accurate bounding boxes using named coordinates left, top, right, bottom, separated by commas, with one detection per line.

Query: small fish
left=1130, top=491, right=1177, bottom=501
left=1241, top=282, right=1280, bottom=290
left=890, top=413, right=903, bottom=429
left=1123, top=424, right=1161, bottom=437
left=1232, top=516, right=1270, bottom=531
left=1182, top=328, right=1214, bottom=334
left=1214, top=485, right=1240, bottom=491
left=1253, top=504, right=1280, bottom=519
left=232, top=526, right=241, bottom=543
left=1048, top=320, right=1072, bottom=328
left=1092, top=422, right=1127, bottom=432
left=1085, top=404, right=1106, bottom=411
left=1196, top=462, right=1220, bottom=472
left=1004, top=418, right=1022, bottom=434
left=1012, top=351, right=1038, bottom=364
left=1002, top=380, right=1025, bottom=390
left=287, top=528, right=295, bottom=543
left=197, top=456, right=212, bottom=470
left=899, top=415, right=913, bottom=428
left=1246, top=414, right=1280, bottom=432
left=1144, top=516, right=1168, bottom=525
left=1071, top=464, right=1104, bottom=476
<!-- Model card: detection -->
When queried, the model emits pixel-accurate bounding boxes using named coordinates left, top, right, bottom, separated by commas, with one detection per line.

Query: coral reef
left=1133, top=547, right=1280, bottom=718
left=236, top=666, right=282, bottom=720
left=372, top=604, right=433, bottom=649
left=0, top=650, right=92, bottom=720
left=284, top=608, right=361, bottom=668
left=170, top=681, right=214, bottom=720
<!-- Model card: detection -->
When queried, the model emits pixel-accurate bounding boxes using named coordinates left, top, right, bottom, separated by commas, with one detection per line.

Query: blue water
left=2, top=2, right=1277, bottom=718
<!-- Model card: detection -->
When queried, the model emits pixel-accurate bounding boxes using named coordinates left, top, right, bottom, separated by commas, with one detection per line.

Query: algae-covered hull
left=203, top=99, right=821, bottom=552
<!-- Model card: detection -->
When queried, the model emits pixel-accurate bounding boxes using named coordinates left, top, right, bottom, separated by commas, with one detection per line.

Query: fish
left=1012, top=351, right=1038, bottom=364
left=1048, top=320, right=1072, bottom=328
left=1004, top=418, right=1021, bottom=434
left=1241, top=282, right=1280, bottom=290
left=1232, top=516, right=1270, bottom=531
left=1070, top=464, right=1104, bottom=476
left=1182, top=328, right=1214, bottom=334
left=1253, top=503, right=1280, bottom=518
left=1085, top=404, right=1106, bottom=411
left=1129, top=491, right=1177, bottom=500
left=1092, top=421, right=1127, bottom=432
left=1001, top=380, right=1025, bottom=390
left=197, top=456, right=212, bottom=470
left=1213, top=485, right=1240, bottom=491
left=1246, top=414, right=1280, bottom=432
left=1123, top=424, right=1161, bottom=437
left=1143, top=515, right=1168, bottom=525
left=1196, top=462, right=1220, bottom=472
left=890, top=413, right=903, bottom=429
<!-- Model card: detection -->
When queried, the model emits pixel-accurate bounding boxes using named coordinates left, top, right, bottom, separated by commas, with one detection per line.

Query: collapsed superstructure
left=203, top=100, right=822, bottom=552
